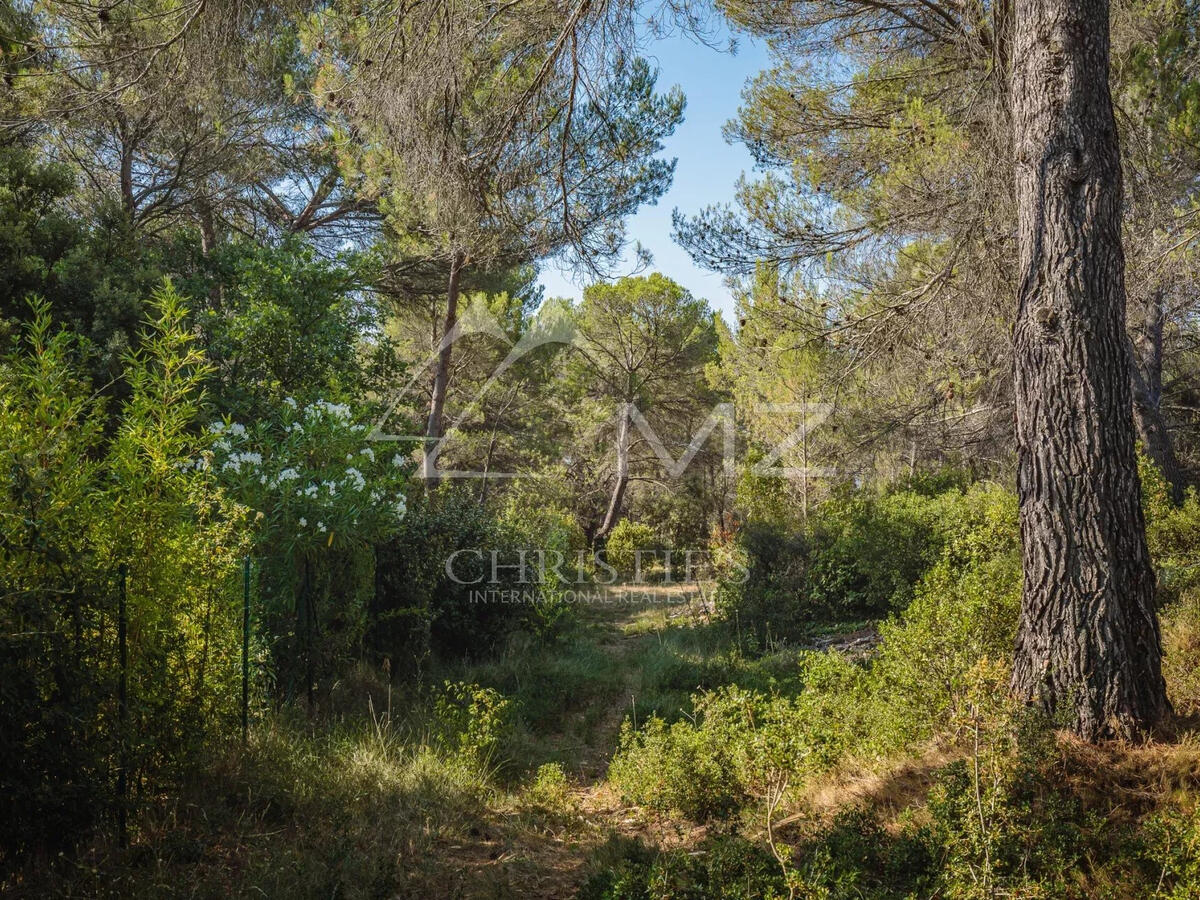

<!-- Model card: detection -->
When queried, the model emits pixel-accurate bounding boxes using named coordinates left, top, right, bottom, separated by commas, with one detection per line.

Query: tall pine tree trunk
left=423, top=249, right=465, bottom=482
left=1009, top=0, right=1170, bottom=739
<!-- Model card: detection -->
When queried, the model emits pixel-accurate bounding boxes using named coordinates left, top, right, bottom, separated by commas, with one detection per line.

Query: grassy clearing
left=8, top=584, right=788, bottom=899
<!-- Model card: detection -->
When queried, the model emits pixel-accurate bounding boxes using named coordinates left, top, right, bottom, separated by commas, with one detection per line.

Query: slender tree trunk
left=423, top=249, right=466, bottom=482
left=196, top=197, right=222, bottom=309
left=479, top=430, right=498, bottom=505
left=597, top=404, right=631, bottom=539
left=118, top=136, right=135, bottom=221
left=1009, top=0, right=1170, bottom=739
left=1130, top=287, right=1183, bottom=500
left=197, top=199, right=217, bottom=256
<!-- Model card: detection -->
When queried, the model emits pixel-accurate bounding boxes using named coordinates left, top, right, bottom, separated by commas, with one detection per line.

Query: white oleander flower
left=344, top=467, right=366, bottom=491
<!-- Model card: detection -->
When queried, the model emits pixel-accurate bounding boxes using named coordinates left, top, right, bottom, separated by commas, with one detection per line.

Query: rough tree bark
left=422, top=249, right=466, bottom=482
left=1009, top=0, right=1170, bottom=739
left=1130, top=287, right=1183, bottom=500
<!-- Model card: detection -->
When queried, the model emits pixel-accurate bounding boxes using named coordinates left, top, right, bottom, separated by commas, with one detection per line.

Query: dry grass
left=790, top=743, right=966, bottom=832
left=1054, top=731, right=1200, bottom=821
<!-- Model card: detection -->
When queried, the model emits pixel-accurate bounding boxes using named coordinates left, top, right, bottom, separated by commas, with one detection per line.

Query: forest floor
left=415, top=583, right=723, bottom=898
left=23, top=583, right=1200, bottom=898
left=406, top=583, right=888, bottom=897
left=23, top=583, right=785, bottom=899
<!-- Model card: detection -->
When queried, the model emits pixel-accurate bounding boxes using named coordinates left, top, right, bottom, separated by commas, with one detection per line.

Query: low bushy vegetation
left=9, top=708, right=501, bottom=897
left=605, top=519, right=658, bottom=576
left=714, top=470, right=987, bottom=638
left=600, top=700, right=1200, bottom=899
left=613, top=482, right=1021, bottom=818
left=602, top=471, right=1200, bottom=898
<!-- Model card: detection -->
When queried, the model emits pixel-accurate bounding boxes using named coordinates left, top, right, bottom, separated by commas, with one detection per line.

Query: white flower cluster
left=206, top=400, right=410, bottom=540
left=267, top=467, right=299, bottom=489
left=344, top=448, right=375, bottom=465
left=305, top=400, right=352, bottom=421
left=220, top=450, right=263, bottom=473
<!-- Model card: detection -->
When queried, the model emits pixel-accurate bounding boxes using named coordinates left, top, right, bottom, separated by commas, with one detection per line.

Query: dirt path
left=572, top=582, right=711, bottom=779
left=423, top=583, right=714, bottom=899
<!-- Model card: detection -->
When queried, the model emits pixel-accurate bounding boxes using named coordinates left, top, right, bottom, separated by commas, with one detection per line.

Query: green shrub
left=1162, top=593, right=1200, bottom=715
left=371, top=486, right=534, bottom=673
left=498, top=495, right=586, bottom=634
left=864, top=484, right=1020, bottom=751
left=1143, top=803, right=1200, bottom=899
left=717, top=476, right=996, bottom=638
left=208, top=395, right=413, bottom=703
left=577, top=834, right=788, bottom=900
left=609, top=679, right=853, bottom=822
left=524, top=762, right=572, bottom=813
left=606, top=519, right=657, bottom=576
left=1143, top=458, right=1200, bottom=601
left=608, top=713, right=744, bottom=821
left=1135, top=456, right=1200, bottom=713
left=776, top=808, right=935, bottom=899
left=432, top=681, right=514, bottom=765
left=0, top=290, right=251, bottom=858
left=923, top=721, right=1095, bottom=899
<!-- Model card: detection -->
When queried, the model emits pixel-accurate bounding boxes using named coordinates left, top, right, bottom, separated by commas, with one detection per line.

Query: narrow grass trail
left=419, top=583, right=726, bottom=898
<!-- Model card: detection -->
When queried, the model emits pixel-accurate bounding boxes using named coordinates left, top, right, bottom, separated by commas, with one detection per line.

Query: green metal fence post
left=117, top=563, right=128, bottom=849
left=242, top=555, right=250, bottom=747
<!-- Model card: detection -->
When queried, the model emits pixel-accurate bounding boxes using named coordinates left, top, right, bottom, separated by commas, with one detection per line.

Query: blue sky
left=536, top=26, right=770, bottom=324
